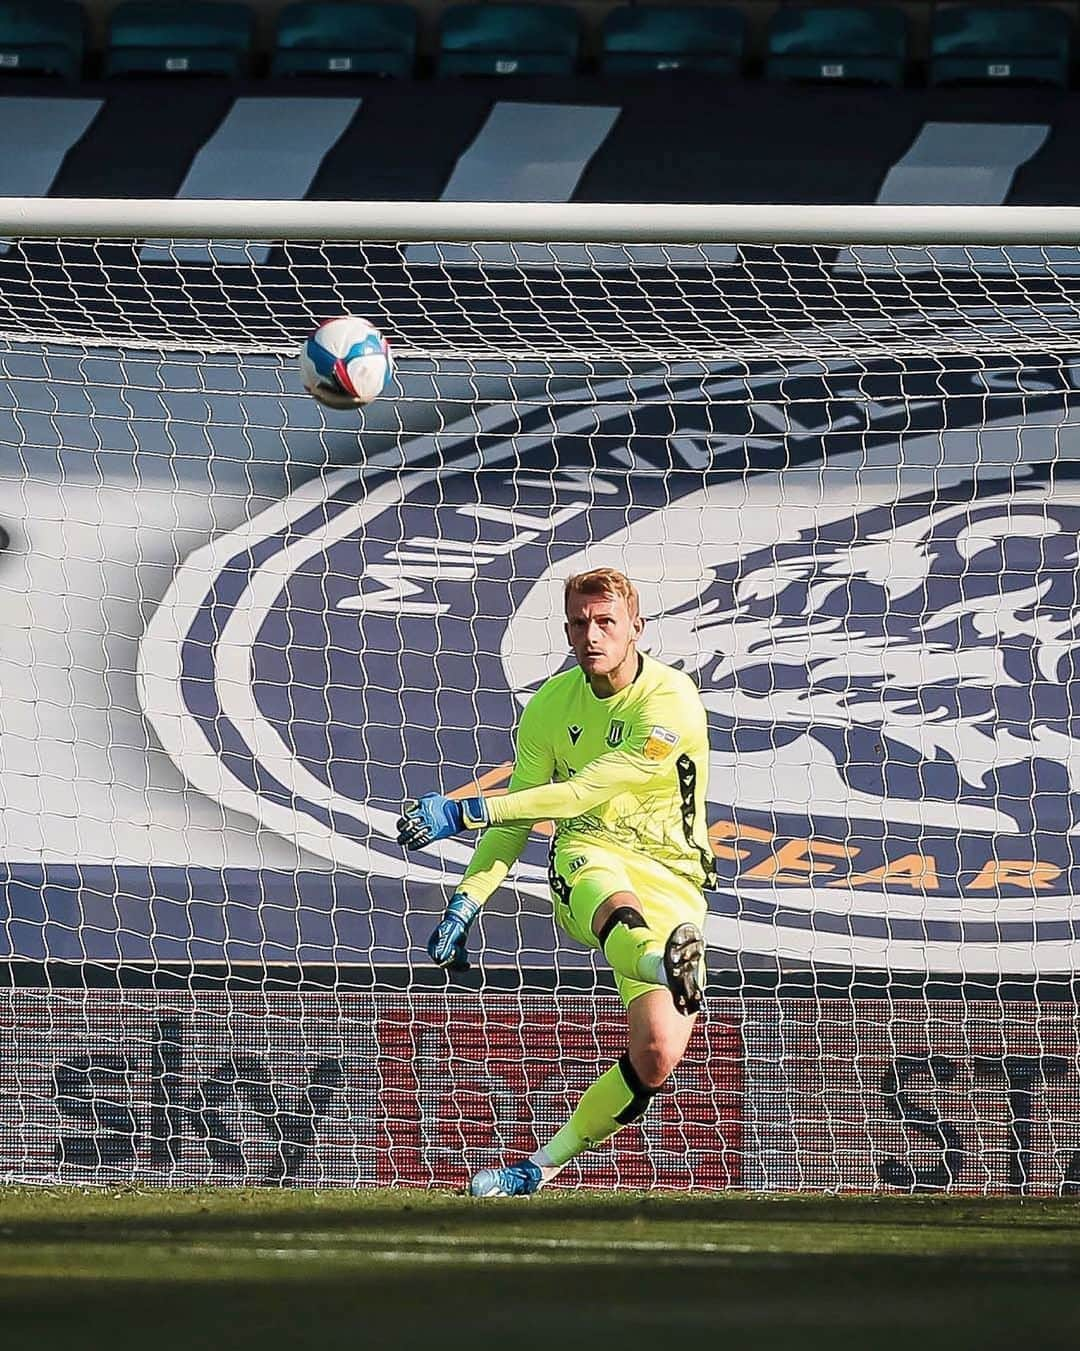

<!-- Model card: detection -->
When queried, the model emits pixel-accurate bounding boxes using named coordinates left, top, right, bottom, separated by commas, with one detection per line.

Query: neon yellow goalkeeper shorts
left=547, top=841, right=707, bottom=1008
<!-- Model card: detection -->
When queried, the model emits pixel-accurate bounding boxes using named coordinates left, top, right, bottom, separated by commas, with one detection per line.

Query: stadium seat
left=437, top=3, right=579, bottom=77
left=0, top=0, right=84, bottom=79
left=765, top=6, right=907, bottom=86
left=930, top=5, right=1071, bottom=88
left=600, top=5, right=745, bottom=75
left=271, top=3, right=417, bottom=77
left=105, top=1, right=253, bottom=78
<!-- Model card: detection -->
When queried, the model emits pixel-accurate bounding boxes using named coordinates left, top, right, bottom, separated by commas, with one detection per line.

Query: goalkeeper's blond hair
left=563, top=567, right=641, bottom=620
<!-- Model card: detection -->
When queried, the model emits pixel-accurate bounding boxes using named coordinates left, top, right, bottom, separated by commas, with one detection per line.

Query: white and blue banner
left=4, top=80, right=1080, bottom=210
left=3, top=315, right=1080, bottom=978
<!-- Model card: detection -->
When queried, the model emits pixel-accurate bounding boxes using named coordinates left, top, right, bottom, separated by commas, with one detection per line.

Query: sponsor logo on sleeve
left=643, top=726, right=680, bottom=761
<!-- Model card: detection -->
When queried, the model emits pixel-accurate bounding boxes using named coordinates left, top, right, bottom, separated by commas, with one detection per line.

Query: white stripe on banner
left=408, top=102, right=617, bottom=267
left=835, top=121, right=1077, bottom=274
left=879, top=122, right=1049, bottom=206
left=0, top=98, right=102, bottom=256
left=141, top=97, right=360, bottom=265
left=408, top=101, right=733, bottom=269
left=447, top=101, right=621, bottom=204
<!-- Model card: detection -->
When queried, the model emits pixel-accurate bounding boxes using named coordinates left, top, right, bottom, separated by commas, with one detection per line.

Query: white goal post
left=3, top=198, right=1080, bottom=242
left=1, top=197, right=1080, bottom=1195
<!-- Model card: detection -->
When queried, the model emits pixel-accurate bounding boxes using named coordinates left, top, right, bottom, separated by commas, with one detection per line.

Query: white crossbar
left=1, top=198, right=1080, bottom=244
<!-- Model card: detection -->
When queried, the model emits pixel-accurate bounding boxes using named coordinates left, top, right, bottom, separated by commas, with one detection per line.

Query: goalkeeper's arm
left=443, top=696, right=557, bottom=906
left=421, top=701, right=554, bottom=970
left=399, top=736, right=674, bottom=850
left=455, top=821, right=533, bottom=905
left=459, top=697, right=556, bottom=907
left=483, top=742, right=665, bottom=826
left=424, top=821, right=532, bottom=971
left=398, top=693, right=683, bottom=850
left=482, top=688, right=689, bottom=827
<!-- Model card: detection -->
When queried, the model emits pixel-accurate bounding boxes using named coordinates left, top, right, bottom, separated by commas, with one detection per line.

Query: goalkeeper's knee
left=597, top=905, right=665, bottom=986
left=596, top=905, right=649, bottom=946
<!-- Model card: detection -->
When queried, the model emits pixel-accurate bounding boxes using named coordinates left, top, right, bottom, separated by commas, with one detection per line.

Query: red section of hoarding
left=0, top=989, right=743, bottom=1189
left=375, top=996, right=744, bottom=1189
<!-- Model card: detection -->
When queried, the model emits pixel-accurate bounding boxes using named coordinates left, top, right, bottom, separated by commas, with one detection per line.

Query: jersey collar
left=583, top=652, right=645, bottom=701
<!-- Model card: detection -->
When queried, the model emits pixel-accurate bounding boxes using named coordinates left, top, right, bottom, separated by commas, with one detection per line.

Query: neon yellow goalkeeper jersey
left=460, top=653, right=716, bottom=903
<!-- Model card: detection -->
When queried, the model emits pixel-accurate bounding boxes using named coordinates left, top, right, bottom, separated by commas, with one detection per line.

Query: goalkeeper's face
left=564, top=591, right=644, bottom=681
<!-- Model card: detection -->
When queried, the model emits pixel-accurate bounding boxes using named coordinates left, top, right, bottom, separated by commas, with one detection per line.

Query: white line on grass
left=244, top=1232, right=757, bottom=1254
left=187, top=1244, right=755, bottom=1267
left=180, top=1233, right=1077, bottom=1274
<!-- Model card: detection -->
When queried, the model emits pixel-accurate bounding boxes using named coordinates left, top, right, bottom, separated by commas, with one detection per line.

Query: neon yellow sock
left=601, top=919, right=665, bottom=985
left=535, top=1055, right=655, bottom=1169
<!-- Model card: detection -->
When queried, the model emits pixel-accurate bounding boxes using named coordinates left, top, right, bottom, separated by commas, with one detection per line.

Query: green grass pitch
left=1, top=1187, right=1078, bottom=1350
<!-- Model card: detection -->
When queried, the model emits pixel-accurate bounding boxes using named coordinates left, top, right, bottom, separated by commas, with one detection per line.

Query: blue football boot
left=468, top=1159, right=543, bottom=1197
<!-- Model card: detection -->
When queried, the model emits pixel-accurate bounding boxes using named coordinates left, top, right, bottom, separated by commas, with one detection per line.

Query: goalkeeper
left=396, top=567, right=715, bottom=1198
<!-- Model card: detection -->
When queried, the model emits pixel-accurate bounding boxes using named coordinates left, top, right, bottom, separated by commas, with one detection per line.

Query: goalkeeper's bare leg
left=469, top=988, right=698, bottom=1196
left=468, top=892, right=703, bottom=1198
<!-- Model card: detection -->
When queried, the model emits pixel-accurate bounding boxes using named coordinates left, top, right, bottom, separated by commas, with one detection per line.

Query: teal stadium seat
left=272, top=3, right=417, bottom=78
left=766, top=6, right=907, bottom=86
left=0, top=0, right=84, bottom=79
left=106, top=1, right=253, bottom=77
left=437, top=3, right=579, bottom=77
left=600, top=5, right=745, bottom=75
left=930, top=5, right=1071, bottom=88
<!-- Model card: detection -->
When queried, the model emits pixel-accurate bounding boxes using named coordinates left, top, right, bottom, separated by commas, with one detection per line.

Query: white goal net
left=1, top=202, right=1079, bottom=1193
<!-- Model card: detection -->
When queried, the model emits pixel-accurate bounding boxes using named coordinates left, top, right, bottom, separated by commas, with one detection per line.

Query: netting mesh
left=1, top=231, right=1079, bottom=1191
left=4, top=237, right=1080, bottom=356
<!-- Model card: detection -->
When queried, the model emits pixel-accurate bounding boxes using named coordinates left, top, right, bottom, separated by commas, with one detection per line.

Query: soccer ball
left=299, top=316, right=394, bottom=410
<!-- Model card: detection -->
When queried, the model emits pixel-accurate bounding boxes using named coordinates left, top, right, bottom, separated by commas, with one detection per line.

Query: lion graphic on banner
left=652, top=472, right=1080, bottom=838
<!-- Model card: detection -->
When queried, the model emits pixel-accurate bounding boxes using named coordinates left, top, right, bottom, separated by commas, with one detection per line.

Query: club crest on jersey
left=568, top=725, right=583, bottom=745
left=137, top=320, right=1080, bottom=975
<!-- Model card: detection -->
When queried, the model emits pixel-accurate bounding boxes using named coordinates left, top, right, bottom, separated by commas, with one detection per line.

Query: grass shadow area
left=0, top=1187, right=1078, bottom=1245
left=2, top=1188, right=1080, bottom=1351
left=4, top=1259, right=1080, bottom=1351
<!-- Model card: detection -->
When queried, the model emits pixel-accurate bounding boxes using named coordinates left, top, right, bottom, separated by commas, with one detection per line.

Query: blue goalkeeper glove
left=396, top=793, right=488, bottom=849
left=427, top=890, right=482, bottom=971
